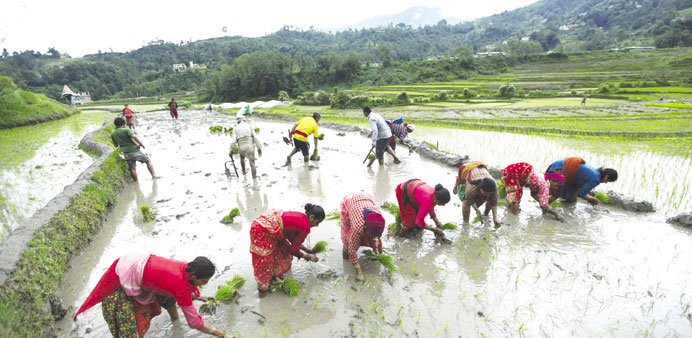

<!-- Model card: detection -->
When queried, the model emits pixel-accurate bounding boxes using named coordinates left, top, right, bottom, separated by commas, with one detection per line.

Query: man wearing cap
left=230, top=115, right=262, bottom=178
left=364, top=107, right=401, bottom=167
left=339, top=193, right=385, bottom=281
left=286, top=112, right=320, bottom=165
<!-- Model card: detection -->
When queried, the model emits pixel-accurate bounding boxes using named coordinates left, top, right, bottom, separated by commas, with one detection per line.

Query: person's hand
left=305, top=254, right=319, bottom=262
left=493, top=217, right=501, bottom=228
left=587, top=196, right=599, bottom=205
left=556, top=214, right=565, bottom=222
left=139, top=144, right=145, bottom=149
left=257, top=149, right=262, bottom=157
left=371, top=144, right=375, bottom=149
left=355, top=271, right=364, bottom=282
left=198, top=296, right=215, bottom=302
left=452, top=186, right=458, bottom=194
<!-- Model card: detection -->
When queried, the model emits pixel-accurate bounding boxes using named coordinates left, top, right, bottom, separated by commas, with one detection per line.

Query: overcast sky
left=1, top=0, right=538, bottom=57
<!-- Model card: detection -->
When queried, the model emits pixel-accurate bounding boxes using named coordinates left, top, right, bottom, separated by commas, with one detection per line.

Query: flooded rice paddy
left=56, top=110, right=692, bottom=337
left=0, top=111, right=114, bottom=240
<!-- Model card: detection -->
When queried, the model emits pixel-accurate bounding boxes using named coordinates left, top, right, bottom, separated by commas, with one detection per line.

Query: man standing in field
left=364, top=107, right=400, bottom=167
left=168, top=98, right=179, bottom=119
left=286, top=112, right=320, bottom=165
left=230, top=115, right=262, bottom=178
left=111, top=117, right=156, bottom=181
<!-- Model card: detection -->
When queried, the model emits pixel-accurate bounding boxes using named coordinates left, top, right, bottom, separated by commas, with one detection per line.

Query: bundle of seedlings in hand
left=594, top=192, right=611, bottom=203
left=254, top=127, right=260, bottom=133
left=140, top=205, right=155, bottom=222
left=309, top=149, right=320, bottom=161
left=221, top=208, right=241, bottom=224
left=388, top=222, right=402, bottom=236
left=223, top=126, right=234, bottom=134
left=497, top=181, right=506, bottom=199
left=472, top=215, right=483, bottom=224
left=381, top=202, right=401, bottom=224
left=199, top=299, right=218, bottom=316
left=317, top=133, right=325, bottom=140
left=367, top=154, right=376, bottom=160
left=550, top=199, right=562, bottom=208
left=376, top=254, right=398, bottom=272
left=215, top=275, right=246, bottom=302
left=270, top=278, right=302, bottom=297
left=326, top=210, right=340, bottom=220
left=441, top=222, right=458, bottom=230
left=311, top=241, right=328, bottom=254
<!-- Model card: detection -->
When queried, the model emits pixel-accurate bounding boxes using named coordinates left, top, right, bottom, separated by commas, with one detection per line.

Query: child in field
left=122, top=104, right=136, bottom=130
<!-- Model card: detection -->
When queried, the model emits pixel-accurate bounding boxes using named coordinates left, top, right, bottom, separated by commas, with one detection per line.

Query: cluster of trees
left=1, top=0, right=690, bottom=103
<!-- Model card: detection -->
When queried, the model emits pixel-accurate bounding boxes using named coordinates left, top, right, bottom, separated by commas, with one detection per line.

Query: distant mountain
left=325, top=6, right=468, bottom=32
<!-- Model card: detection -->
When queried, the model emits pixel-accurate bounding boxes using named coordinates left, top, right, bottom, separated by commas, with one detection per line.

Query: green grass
left=646, top=102, right=692, bottom=109
left=0, top=76, right=80, bottom=129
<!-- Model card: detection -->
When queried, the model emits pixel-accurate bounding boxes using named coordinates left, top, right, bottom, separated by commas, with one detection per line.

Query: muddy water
left=0, top=111, right=114, bottom=240
left=410, top=126, right=692, bottom=216
left=58, top=110, right=692, bottom=337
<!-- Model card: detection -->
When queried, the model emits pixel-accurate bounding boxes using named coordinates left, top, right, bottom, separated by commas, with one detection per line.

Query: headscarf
left=363, top=209, right=385, bottom=237
left=406, top=124, right=415, bottom=132
left=544, top=173, right=565, bottom=185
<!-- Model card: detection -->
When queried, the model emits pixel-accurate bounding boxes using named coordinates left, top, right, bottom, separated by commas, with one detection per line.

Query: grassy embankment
left=0, top=124, right=129, bottom=337
left=0, top=76, right=80, bottom=129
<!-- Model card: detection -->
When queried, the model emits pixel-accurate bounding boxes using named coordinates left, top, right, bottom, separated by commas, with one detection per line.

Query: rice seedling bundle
left=550, top=199, right=561, bottom=208
left=221, top=208, right=241, bottom=224
left=140, top=205, right=155, bottom=222
left=382, top=202, right=401, bottom=224
left=215, top=275, right=246, bottom=302
left=441, top=222, right=458, bottom=230
left=376, top=254, right=398, bottom=272
left=199, top=299, right=218, bottom=315
left=497, top=181, right=506, bottom=199
left=270, top=278, right=302, bottom=297
left=388, top=222, right=402, bottom=236
left=326, top=210, right=340, bottom=220
left=368, top=154, right=376, bottom=160
left=594, top=192, right=611, bottom=203
left=312, top=241, right=328, bottom=254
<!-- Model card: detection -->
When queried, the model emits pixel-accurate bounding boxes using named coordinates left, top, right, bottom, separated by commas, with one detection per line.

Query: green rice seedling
left=199, top=299, right=218, bottom=315
left=388, top=222, right=402, bottom=236
left=376, top=254, right=398, bottom=272
left=550, top=199, right=561, bottom=208
left=594, top=192, right=611, bottom=203
left=271, top=278, right=302, bottom=297
left=140, top=205, right=155, bottom=222
left=312, top=241, right=328, bottom=254
left=497, top=181, right=506, bottom=199
left=472, top=215, right=483, bottom=224
left=221, top=208, right=241, bottom=224
left=254, top=127, right=260, bottom=133
left=209, top=125, right=224, bottom=133
left=382, top=202, right=401, bottom=224
left=326, top=210, right=340, bottom=220
left=215, top=275, right=246, bottom=302
left=367, top=154, right=376, bottom=160
left=441, top=223, right=458, bottom=230
left=318, top=133, right=325, bottom=140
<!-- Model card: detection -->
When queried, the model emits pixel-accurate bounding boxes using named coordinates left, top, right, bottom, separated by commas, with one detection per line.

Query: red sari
left=249, top=210, right=310, bottom=291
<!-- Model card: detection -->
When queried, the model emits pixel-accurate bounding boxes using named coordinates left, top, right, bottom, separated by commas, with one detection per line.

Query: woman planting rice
left=461, top=162, right=501, bottom=227
left=339, top=193, right=386, bottom=281
left=545, top=157, right=618, bottom=205
left=394, top=179, right=450, bottom=236
left=502, top=162, right=566, bottom=221
left=249, top=203, right=325, bottom=297
left=74, top=253, right=232, bottom=338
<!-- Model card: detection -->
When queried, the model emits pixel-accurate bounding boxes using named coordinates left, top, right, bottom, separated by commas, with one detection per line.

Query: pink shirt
left=413, top=184, right=436, bottom=227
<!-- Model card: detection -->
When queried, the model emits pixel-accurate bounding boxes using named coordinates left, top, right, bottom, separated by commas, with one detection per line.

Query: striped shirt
left=390, top=123, right=408, bottom=143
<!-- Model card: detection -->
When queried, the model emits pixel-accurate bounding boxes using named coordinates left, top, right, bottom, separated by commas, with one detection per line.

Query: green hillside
left=0, top=76, right=78, bottom=129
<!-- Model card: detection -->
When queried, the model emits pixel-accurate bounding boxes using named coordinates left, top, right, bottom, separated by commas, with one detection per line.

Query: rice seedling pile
left=199, top=299, right=218, bottom=316
left=382, top=202, right=401, bottom=224
left=215, top=275, right=246, bottom=302
left=594, top=192, right=611, bottom=203
left=270, top=278, right=302, bottom=297
left=441, top=222, right=458, bottom=230
left=376, top=254, right=398, bottom=272
left=326, top=210, right=340, bottom=220
left=221, top=208, right=240, bottom=224
left=368, top=154, right=376, bottom=160
left=497, top=181, right=506, bottom=199
left=312, top=241, right=328, bottom=254
left=550, top=199, right=562, bottom=208
left=139, top=205, right=155, bottom=222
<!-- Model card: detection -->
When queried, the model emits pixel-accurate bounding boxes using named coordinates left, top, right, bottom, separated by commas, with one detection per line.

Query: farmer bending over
left=286, top=112, right=320, bottom=165
left=111, top=117, right=156, bottom=181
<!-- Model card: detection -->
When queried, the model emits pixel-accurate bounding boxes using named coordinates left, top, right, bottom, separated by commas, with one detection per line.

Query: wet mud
left=58, top=110, right=692, bottom=337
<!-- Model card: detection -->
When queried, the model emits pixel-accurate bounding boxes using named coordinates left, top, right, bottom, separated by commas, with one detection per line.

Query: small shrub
left=278, top=91, right=290, bottom=101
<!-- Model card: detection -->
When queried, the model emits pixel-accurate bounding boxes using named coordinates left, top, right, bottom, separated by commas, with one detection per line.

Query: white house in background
left=521, top=36, right=530, bottom=41
left=172, top=61, right=207, bottom=72
left=474, top=51, right=506, bottom=58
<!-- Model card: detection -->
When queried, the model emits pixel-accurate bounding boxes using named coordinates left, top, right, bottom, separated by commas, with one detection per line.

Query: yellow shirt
left=292, top=117, right=318, bottom=142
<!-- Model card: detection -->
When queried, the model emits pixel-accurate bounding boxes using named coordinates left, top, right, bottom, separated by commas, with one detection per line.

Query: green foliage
left=382, top=202, right=401, bottom=224
left=388, top=222, right=402, bottom=236
left=215, top=275, right=246, bottom=302
left=498, top=84, right=516, bottom=98
left=270, top=278, right=302, bottom=297
left=376, top=254, right=398, bottom=272
left=278, top=90, right=290, bottom=101
left=594, top=192, right=611, bottom=203
left=221, top=208, right=240, bottom=224
left=326, top=210, right=340, bottom=220
left=254, top=127, right=260, bottom=133
left=368, top=154, right=376, bottom=160
left=441, top=223, right=458, bottom=230
left=312, top=241, right=328, bottom=254
left=317, top=133, right=325, bottom=140
left=140, top=205, right=155, bottom=222
left=0, top=76, right=79, bottom=128
left=550, top=199, right=562, bottom=208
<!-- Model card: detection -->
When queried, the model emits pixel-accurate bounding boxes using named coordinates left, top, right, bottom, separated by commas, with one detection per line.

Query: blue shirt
left=546, top=160, right=601, bottom=197
left=368, top=112, right=392, bottom=143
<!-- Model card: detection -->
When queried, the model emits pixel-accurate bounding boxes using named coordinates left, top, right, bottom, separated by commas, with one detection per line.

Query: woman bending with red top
left=340, top=193, right=386, bottom=281
left=250, top=203, right=325, bottom=297
left=73, top=253, right=233, bottom=338
left=395, top=179, right=450, bottom=236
